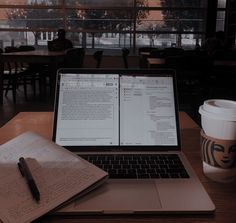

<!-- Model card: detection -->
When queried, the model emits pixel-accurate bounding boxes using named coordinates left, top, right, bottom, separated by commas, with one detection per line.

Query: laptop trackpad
left=71, top=180, right=162, bottom=213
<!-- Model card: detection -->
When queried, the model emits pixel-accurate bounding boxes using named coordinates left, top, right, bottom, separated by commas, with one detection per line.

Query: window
left=0, top=0, right=207, bottom=50
left=42, top=32, right=47, bottom=40
left=216, top=0, right=227, bottom=31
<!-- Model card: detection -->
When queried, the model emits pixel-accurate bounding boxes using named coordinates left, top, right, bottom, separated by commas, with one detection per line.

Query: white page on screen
left=55, top=74, right=119, bottom=146
left=120, top=76, right=177, bottom=146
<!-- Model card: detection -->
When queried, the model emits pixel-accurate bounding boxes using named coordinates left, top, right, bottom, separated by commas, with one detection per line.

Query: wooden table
left=139, top=51, right=151, bottom=56
left=0, top=50, right=66, bottom=105
left=147, top=58, right=166, bottom=68
left=0, top=112, right=236, bottom=223
left=214, top=60, right=236, bottom=66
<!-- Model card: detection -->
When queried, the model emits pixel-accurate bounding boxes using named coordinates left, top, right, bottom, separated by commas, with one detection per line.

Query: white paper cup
left=199, top=99, right=236, bottom=182
left=202, top=161, right=236, bottom=183
left=199, top=99, right=236, bottom=140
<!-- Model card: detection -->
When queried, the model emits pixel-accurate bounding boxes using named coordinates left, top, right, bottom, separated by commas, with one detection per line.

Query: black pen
left=18, top=157, right=40, bottom=202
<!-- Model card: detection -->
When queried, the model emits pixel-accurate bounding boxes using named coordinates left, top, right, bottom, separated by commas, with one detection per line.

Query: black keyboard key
left=141, top=164, right=149, bottom=169
left=108, top=169, right=117, bottom=175
left=160, top=173, right=170, bottom=178
left=180, top=172, right=190, bottom=178
left=102, top=160, right=111, bottom=165
left=120, top=160, right=128, bottom=165
left=123, top=164, right=131, bottom=169
left=156, top=168, right=166, bottom=174
left=170, top=173, right=180, bottom=178
left=113, top=164, right=121, bottom=169
left=159, top=164, right=168, bottom=169
left=150, top=164, right=159, bottom=169
left=147, top=169, right=156, bottom=174
left=129, top=160, right=138, bottom=165
left=150, top=173, right=160, bottom=178
left=137, top=174, right=149, bottom=178
left=127, top=169, right=136, bottom=175
left=132, top=164, right=141, bottom=169
left=118, top=169, right=127, bottom=175
left=112, top=160, right=119, bottom=165
left=137, top=169, right=146, bottom=174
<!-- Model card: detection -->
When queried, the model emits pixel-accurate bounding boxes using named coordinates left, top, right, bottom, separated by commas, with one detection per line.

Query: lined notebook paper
left=0, top=131, right=108, bottom=223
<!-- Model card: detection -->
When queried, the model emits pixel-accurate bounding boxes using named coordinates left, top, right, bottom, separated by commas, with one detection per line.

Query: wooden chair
left=64, top=48, right=85, bottom=68
left=2, top=46, right=43, bottom=103
left=18, top=45, right=44, bottom=98
left=3, top=46, right=27, bottom=103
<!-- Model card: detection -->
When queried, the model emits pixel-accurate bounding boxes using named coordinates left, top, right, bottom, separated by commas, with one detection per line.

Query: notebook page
left=0, top=132, right=107, bottom=223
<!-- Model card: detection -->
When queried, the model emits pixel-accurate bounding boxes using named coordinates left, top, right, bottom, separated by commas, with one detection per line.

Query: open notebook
left=53, top=69, right=215, bottom=214
left=0, top=132, right=108, bottom=223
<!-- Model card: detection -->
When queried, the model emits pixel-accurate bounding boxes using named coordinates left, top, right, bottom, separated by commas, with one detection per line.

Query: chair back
left=93, top=50, right=103, bottom=68
left=4, top=46, right=19, bottom=53
left=18, top=45, right=35, bottom=52
left=64, top=48, right=85, bottom=68
left=47, top=41, right=56, bottom=51
left=138, top=47, right=157, bottom=54
left=4, top=47, right=20, bottom=75
left=163, top=47, right=184, bottom=57
left=122, top=48, right=130, bottom=69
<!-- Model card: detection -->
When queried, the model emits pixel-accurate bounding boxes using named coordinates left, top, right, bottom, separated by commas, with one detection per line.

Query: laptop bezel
left=52, top=68, right=181, bottom=152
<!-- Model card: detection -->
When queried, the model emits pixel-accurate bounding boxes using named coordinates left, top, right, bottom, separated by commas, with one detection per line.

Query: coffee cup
left=199, top=99, right=236, bottom=182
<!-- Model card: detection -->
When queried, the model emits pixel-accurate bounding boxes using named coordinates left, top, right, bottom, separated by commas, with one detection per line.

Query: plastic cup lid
left=199, top=99, right=236, bottom=121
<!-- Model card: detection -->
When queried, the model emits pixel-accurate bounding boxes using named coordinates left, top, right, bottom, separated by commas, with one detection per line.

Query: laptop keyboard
left=80, top=154, right=189, bottom=179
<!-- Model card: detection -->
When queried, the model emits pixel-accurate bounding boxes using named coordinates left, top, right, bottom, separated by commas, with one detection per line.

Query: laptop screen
left=53, top=69, right=181, bottom=151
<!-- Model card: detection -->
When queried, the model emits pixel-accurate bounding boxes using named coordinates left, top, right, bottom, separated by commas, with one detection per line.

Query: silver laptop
left=52, top=69, right=215, bottom=214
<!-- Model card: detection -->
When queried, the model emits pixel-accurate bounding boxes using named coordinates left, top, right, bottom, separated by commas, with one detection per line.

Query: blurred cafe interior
left=0, top=0, right=236, bottom=126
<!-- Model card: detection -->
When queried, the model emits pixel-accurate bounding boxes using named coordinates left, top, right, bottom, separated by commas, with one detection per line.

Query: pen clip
left=18, top=162, right=25, bottom=177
